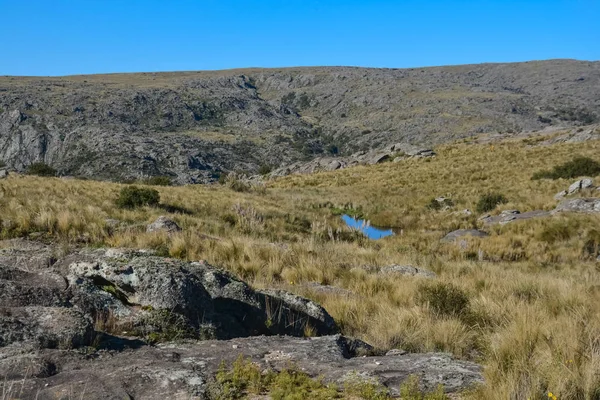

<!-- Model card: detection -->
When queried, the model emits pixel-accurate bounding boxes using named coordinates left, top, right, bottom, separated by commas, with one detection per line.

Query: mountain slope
left=0, top=59, right=598, bottom=183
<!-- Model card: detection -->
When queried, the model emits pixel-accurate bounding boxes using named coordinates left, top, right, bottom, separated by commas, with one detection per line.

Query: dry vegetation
left=2, top=137, right=600, bottom=399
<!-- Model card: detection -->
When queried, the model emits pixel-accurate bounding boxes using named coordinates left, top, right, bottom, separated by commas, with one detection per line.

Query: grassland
left=2, top=136, right=600, bottom=399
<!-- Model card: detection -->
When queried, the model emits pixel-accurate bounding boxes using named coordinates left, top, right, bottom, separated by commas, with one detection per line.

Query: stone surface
left=146, top=216, right=182, bottom=233
left=441, top=229, right=489, bottom=242
left=480, top=210, right=551, bottom=225
left=568, top=178, right=594, bottom=194
left=0, top=335, right=483, bottom=399
left=379, top=264, right=437, bottom=278
left=554, top=198, right=600, bottom=213
left=0, top=60, right=599, bottom=183
left=0, top=241, right=485, bottom=398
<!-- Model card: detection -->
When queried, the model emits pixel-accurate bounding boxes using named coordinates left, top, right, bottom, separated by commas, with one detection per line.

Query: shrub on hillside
left=142, top=176, right=172, bottom=186
left=26, top=162, right=56, bottom=177
left=417, top=282, right=470, bottom=318
left=476, top=193, right=508, bottom=213
left=532, top=157, right=600, bottom=180
left=258, top=164, right=273, bottom=175
left=115, top=186, right=160, bottom=209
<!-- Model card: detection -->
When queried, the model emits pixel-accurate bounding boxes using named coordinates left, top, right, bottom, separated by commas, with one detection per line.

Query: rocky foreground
left=0, top=239, right=483, bottom=399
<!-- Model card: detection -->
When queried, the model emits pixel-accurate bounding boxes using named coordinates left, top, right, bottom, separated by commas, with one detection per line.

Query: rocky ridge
left=1, top=59, right=599, bottom=183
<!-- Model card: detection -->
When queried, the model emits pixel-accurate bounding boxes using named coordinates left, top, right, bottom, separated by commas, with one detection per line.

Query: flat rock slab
left=480, top=210, right=551, bottom=225
left=441, top=229, right=489, bottom=242
left=379, top=265, right=436, bottom=278
left=0, top=335, right=483, bottom=399
left=554, top=198, right=600, bottom=213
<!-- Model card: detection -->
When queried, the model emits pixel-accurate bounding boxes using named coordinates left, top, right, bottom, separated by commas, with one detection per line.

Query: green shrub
left=532, top=157, right=600, bottom=180
left=258, top=164, right=273, bottom=175
left=26, top=162, right=56, bottom=177
left=476, top=193, right=508, bottom=213
left=399, top=375, right=448, bottom=400
left=418, top=282, right=470, bottom=318
left=115, top=186, right=160, bottom=209
left=208, top=356, right=340, bottom=400
left=142, top=176, right=172, bottom=186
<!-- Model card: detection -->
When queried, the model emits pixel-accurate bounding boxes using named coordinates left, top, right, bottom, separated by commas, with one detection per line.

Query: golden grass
left=2, top=139, right=600, bottom=398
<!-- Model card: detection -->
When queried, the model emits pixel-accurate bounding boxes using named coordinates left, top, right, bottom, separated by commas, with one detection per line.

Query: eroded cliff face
left=1, top=59, right=599, bottom=183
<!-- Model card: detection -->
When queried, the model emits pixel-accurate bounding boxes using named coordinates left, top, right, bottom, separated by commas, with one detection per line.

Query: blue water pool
left=341, top=214, right=394, bottom=240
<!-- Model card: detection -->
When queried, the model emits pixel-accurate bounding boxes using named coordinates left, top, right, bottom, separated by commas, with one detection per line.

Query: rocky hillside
left=0, top=59, right=599, bottom=183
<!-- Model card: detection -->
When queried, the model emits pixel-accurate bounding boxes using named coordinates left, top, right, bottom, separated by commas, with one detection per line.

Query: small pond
left=341, top=214, right=394, bottom=240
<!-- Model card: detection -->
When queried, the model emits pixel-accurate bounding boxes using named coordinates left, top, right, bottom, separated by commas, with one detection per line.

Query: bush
left=426, top=198, right=454, bottom=211
left=532, top=157, right=600, bottom=180
left=258, top=164, right=273, bottom=176
left=476, top=193, right=508, bottom=213
left=0, top=160, right=5, bottom=168
left=418, top=282, right=470, bottom=318
left=26, top=162, right=56, bottom=177
left=142, top=176, right=172, bottom=186
left=115, top=186, right=160, bottom=209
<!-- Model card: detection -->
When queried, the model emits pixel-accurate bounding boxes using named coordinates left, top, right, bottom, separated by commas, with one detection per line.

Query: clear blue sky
left=1, top=0, right=598, bottom=76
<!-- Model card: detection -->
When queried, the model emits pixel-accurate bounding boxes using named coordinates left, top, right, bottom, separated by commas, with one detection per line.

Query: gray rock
left=481, top=210, right=551, bottom=225
left=146, top=216, right=182, bottom=233
left=327, top=160, right=342, bottom=170
left=554, top=190, right=568, bottom=200
left=0, top=335, right=483, bottom=399
left=568, top=178, right=594, bottom=194
left=302, top=282, right=356, bottom=297
left=0, top=169, right=8, bottom=179
left=554, top=198, right=600, bottom=213
left=0, top=306, right=93, bottom=349
left=441, top=229, right=489, bottom=242
left=0, top=240, right=485, bottom=398
left=379, top=265, right=436, bottom=278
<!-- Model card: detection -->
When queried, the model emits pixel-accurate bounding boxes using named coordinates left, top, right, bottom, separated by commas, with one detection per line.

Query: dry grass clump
left=2, top=139, right=600, bottom=398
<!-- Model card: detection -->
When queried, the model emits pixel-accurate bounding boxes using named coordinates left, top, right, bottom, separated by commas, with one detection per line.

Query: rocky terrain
left=0, top=239, right=483, bottom=399
left=0, top=59, right=599, bottom=183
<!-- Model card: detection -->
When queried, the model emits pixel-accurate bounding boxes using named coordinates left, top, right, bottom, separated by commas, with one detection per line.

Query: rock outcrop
left=554, top=198, right=600, bottom=213
left=0, top=335, right=483, bottom=399
left=0, top=240, right=484, bottom=398
left=146, top=216, right=182, bottom=233
left=441, top=229, right=489, bottom=242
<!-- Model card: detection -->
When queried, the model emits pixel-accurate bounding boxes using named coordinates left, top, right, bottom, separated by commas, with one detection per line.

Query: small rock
left=441, top=229, right=489, bottom=243
left=0, top=169, right=8, bottom=179
left=554, top=198, right=600, bottom=213
left=385, top=349, right=408, bottom=356
left=146, top=216, right=182, bottom=233
left=554, top=190, right=568, bottom=200
left=379, top=265, right=436, bottom=278
left=568, top=178, right=594, bottom=195
left=327, top=160, right=342, bottom=171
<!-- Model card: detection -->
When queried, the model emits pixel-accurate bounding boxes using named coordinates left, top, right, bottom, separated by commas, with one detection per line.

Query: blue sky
left=1, top=0, right=598, bottom=76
